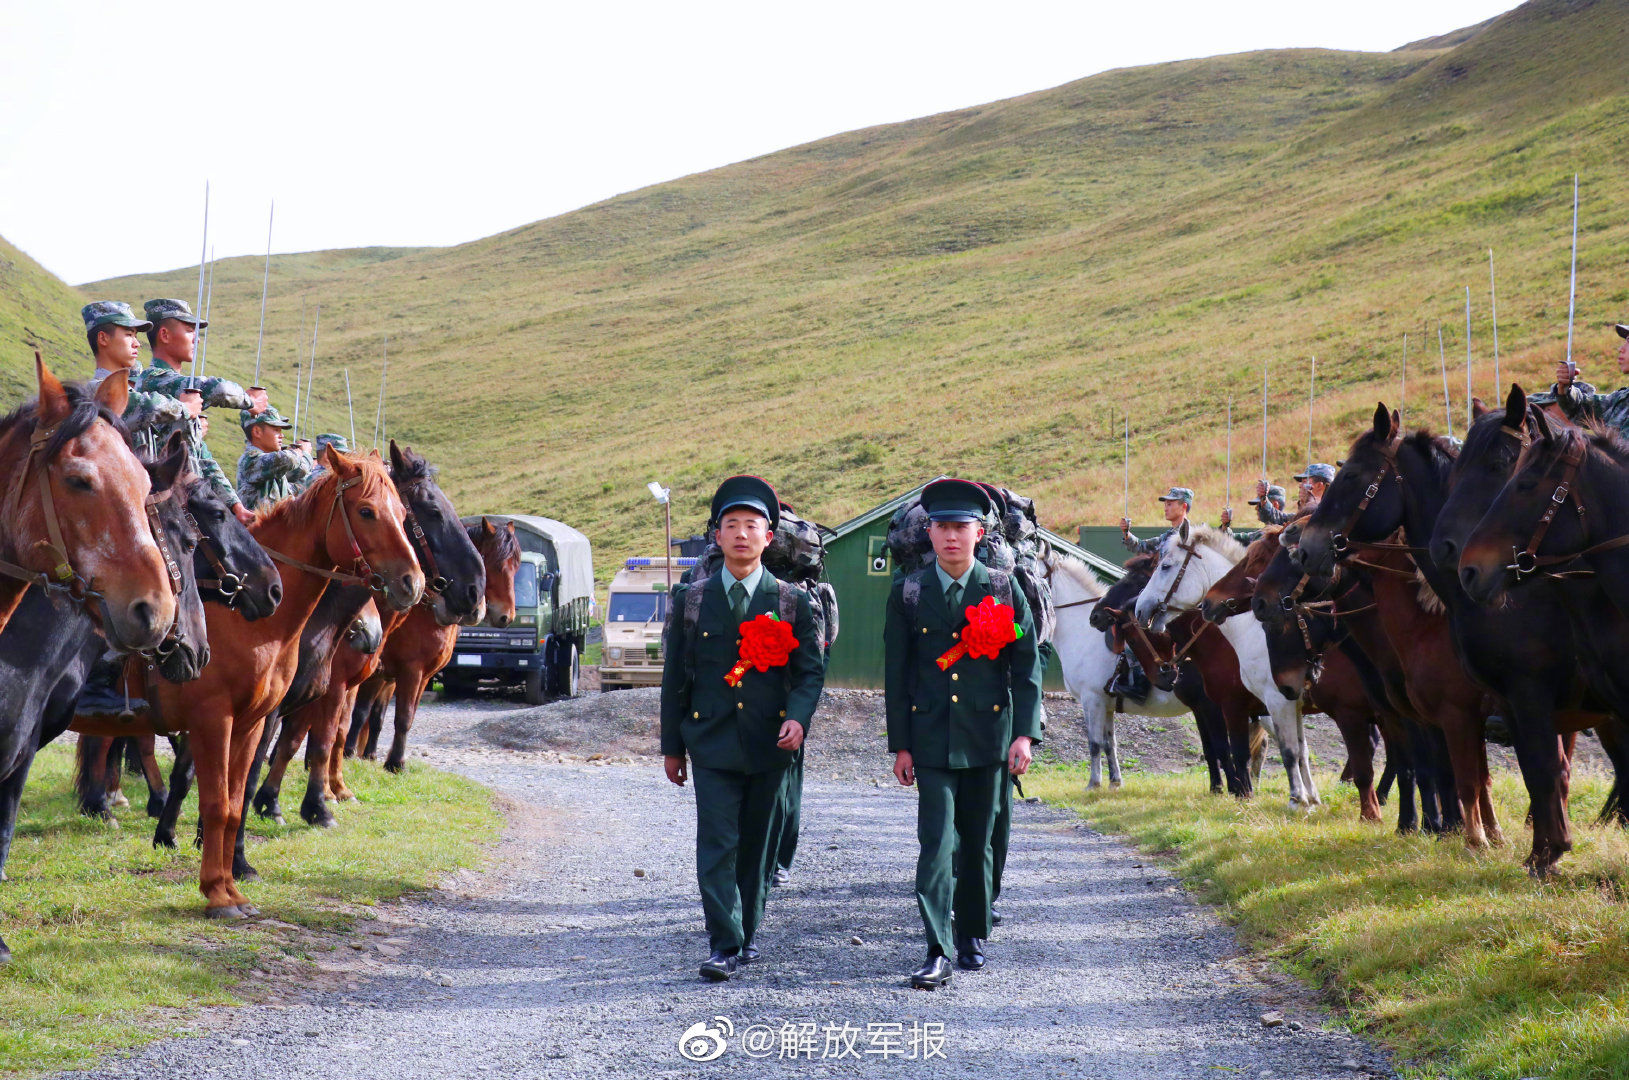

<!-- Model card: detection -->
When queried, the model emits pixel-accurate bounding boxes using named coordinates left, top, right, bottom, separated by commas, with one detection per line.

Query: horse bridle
left=188, top=507, right=248, bottom=606
left=263, top=473, right=390, bottom=593
left=1503, top=432, right=1629, bottom=579
left=1328, top=433, right=1406, bottom=558
left=1100, top=603, right=1211, bottom=684
left=1152, top=537, right=1200, bottom=617
left=0, top=417, right=102, bottom=604
left=404, top=504, right=450, bottom=601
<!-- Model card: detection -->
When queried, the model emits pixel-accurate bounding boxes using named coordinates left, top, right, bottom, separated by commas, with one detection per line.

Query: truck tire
left=523, top=667, right=547, bottom=707
left=557, top=642, right=580, bottom=699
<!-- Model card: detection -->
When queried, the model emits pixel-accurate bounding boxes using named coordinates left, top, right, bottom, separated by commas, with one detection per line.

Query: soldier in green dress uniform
left=886, top=478, right=1044, bottom=990
left=660, top=476, right=826, bottom=982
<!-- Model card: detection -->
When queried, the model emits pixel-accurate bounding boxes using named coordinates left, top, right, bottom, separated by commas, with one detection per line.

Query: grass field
left=1026, top=763, right=1629, bottom=1080
left=0, top=742, right=498, bottom=1077
left=2, top=1, right=1625, bottom=581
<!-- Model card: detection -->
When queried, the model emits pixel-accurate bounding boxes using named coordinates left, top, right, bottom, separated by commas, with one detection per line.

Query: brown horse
left=0, top=359, right=174, bottom=647
left=350, top=518, right=522, bottom=766
left=73, top=448, right=423, bottom=915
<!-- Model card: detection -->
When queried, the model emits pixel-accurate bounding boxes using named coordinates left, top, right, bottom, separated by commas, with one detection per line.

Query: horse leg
left=255, top=713, right=305, bottom=823
left=221, top=717, right=266, bottom=911
left=1505, top=691, right=1572, bottom=874
left=1223, top=713, right=1254, bottom=798
left=74, top=735, right=113, bottom=820
left=1084, top=697, right=1106, bottom=790
left=1375, top=724, right=1397, bottom=807
left=329, top=687, right=361, bottom=798
left=233, top=715, right=284, bottom=881
left=190, top=715, right=245, bottom=916
left=103, top=736, right=130, bottom=809
left=154, top=736, right=194, bottom=849
left=136, top=735, right=167, bottom=819
left=0, top=742, right=41, bottom=885
left=383, top=673, right=430, bottom=774
left=1593, top=719, right=1629, bottom=827
left=1190, top=699, right=1224, bottom=795
left=1333, top=709, right=1380, bottom=823
left=299, top=689, right=345, bottom=828
left=1442, top=712, right=1489, bottom=849
left=363, top=686, right=387, bottom=760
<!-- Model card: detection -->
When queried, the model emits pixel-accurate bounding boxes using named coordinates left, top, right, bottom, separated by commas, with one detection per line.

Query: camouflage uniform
left=1546, top=380, right=1629, bottom=435
left=236, top=407, right=314, bottom=511
left=1122, top=486, right=1193, bottom=554
left=137, top=299, right=254, bottom=507
left=81, top=302, right=184, bottom=458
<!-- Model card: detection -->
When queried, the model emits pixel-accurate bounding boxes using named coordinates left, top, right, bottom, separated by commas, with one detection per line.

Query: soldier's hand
left=232, top=504, right=255, bottom=526
left=893, top=750, right=915, bottom=787
left=295, top=439, right=313, bottom=453
left=1219, top=507, right=1232, bottom=528
left=663, top=754, right=687, bottom=786
left=1007, top=736, right=1034, bottom=777
left=776, top=719, right=804, bottom=751
left=1119, top=517, right=1131, bottom=535
left=1255, top=479, right=1268, bottom=500
left=1555, top=361, right=1575, bottom=389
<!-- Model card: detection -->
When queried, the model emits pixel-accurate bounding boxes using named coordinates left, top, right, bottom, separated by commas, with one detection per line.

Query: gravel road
left=60, top=696, right=1394, bottom=1080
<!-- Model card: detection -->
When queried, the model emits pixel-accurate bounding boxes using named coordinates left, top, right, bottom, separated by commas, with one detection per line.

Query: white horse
left=1042, top=551, right=1199, bottom=789
left=1133, top=521, right=1320, bottom=809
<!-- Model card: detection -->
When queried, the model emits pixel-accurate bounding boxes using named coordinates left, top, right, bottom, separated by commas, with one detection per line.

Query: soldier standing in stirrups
left=137, top=298, right=256, bottom=523
left=886, top=478, right=1044, bottom=990
left=660, top=476, right=825, bottom=982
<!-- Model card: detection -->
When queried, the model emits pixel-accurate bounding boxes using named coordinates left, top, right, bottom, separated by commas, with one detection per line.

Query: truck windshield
left=609, top=592, right=666, bottom=623
left=514, top=562, right=539, bottom=609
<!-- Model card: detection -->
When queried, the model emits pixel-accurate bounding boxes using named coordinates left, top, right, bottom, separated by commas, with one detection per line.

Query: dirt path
left=59, top=698, right=1393, bottom=1079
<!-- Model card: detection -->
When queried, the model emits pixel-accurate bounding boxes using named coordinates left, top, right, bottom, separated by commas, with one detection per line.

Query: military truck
left=599, top=556, right=695, bottom=691
left=445, top=514, right=594, bottom=705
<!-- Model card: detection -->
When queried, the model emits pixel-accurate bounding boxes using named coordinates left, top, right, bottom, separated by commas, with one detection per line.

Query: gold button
left=993, top=705, right=1001, bottom=713
left=737, top=702, right=744, bottom=710
left=779, top=710, right=787, bottom=717
left=951, top=694, right=959, bottom=703
left=921, top=628, right=928, bottom=635
left=693, top=711, right=700, bottom=718
left=951, top=673, right=959, bottom=681
left=702, top=631, right=709, bottom=638
left=952, top=631, right=959, bottom=640
left=912, top=705, right=919, bottom=712
left=736, top=638, right=742, bottom=645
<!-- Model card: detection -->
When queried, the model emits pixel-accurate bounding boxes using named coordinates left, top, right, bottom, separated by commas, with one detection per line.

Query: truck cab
left=600, top=556, right=696, bottom=691
left=446, top=514, right=595, bottom=705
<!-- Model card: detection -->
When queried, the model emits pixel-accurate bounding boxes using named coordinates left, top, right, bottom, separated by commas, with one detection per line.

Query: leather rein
left=1100, top=603, right=1212, bottom=683
left=261, top=473, right=389, bottom=594
left=1504, top=431, right=1629, bottom=579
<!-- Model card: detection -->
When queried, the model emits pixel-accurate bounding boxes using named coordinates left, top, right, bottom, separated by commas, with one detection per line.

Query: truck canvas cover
left=463, top=514, right=595, bottom=605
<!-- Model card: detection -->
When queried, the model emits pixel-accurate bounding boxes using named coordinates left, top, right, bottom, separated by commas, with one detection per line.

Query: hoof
left=384, top=759, right=405, bottom=775
left=301, top=804, right=336, bottom=828
left=204, top=904, right=248, bottom=920
left=236, top=903, right=261, bottom=918
left=1086, top=780, right=1102, bottom=791
left=153, top=832, right=177, bottom=850
left=252, top=793, right=282, bottom=820
left=235, top=862, right=259, bottom=882
left=0, top=941, right=9, bottom=965
left=109, top=792, right=130, bottom=809
left=1109, top=780, right=1123, bottom=790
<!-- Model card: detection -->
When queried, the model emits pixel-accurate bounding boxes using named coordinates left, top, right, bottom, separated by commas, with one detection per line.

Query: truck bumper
left=599, top=666, right=662, bottom=689
left=446, top=651, right=543, bottom=674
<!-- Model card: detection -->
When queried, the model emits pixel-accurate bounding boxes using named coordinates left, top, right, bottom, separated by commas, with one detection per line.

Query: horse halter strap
left=140, top=485, right=195, bottom=662
left=404, top=505, right=449, bottom=598
left=1504, top=436, right=1629, bottom=578
left=1154, top=539, right=1200, bottom=615
left=1329, top=433, right=1404, bottom=556
left=189, top=510, right=246, bottom=604
left=263, top=474, right=388, bottom=593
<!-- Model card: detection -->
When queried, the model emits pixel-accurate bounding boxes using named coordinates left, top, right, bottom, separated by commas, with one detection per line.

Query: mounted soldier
left=885, top=479, right=1044, bottom=989
left=659, top=475, right=825, bottom=983
left=140, top=298, right=256, bottom=523
left=236, top=407, right=314, bottom=512
left=1119, top=486, right=1194, bottom=554
left=1292, top=463, right=1335, bottom=514
left=1231, top=483, right=1287, bottom=544
left=1550, top=323, right=1629, bottom=433
left=82, top=301, right=188, bottom=456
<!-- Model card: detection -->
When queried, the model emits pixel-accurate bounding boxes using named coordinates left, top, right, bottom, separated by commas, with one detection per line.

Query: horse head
left=1132, top=521, right=1241, bottom=625
left=143, top=433, right=209, bottom=682
left=0, top=361, right=176, bottom=651
left=471, top=518, right=521, bottom=628
left=182, top=456, right=281, bottom=621
left=1431, top=385, right=1535, bottom=573
left=391, top=441, right=485, bottom=626
left=1200, top=527, right=1282, bottom=623
left=1252, top=541, right=1348, bottom=700
left=1295, top=402, right=1406, bottom=576
left=1089, top=554, right=1152, bottom=632
left=321, top=446, right=424, bottom=612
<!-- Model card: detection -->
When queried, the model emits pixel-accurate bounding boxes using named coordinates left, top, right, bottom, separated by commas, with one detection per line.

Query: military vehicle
left=445, top=514, right=594, bottom=705
left=599, top=556, right=695, bottom=691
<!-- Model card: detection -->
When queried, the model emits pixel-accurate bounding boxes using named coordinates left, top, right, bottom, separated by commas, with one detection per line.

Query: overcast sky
left=3, top=0, right=1521, bottom=285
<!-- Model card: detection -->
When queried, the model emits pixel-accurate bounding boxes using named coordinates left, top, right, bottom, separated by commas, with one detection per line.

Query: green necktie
left=730, top=581, right=749, bottom=625
left=946, top=581, right=963, bottom=611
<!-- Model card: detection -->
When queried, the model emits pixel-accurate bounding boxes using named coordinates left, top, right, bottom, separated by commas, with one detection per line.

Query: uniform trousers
left=692, top=763, right=791, bottom=953
left=914, top=763, right=1003, bottom=957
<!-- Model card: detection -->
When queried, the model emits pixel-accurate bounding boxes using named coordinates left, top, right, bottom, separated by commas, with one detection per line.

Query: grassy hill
left=16, top=0, right=1629, bottom=575
left=0, top=235, right=94, bottom=400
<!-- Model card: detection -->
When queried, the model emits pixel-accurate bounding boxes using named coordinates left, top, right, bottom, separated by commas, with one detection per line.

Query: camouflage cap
left=312, top=433, right=349, bottom=455
left=81, top=300, right=153, bottom=333
left=1294, top=464, right=1337, bottom=483
left=240, top=406, right=293, bottom=432
left=1156, top=486, right=1195, bottom=504
left=142, top=298, right=208, bottom=329
left=1248, top=484, right=1287, bottom=506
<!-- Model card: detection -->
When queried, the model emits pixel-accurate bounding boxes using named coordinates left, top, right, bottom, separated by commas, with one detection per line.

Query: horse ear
left=1244, top=575, right=1259, bottom=590
left=1178, top=519, right=1191, bottom=544
left=321, top=442, right=353, bottom=474
left=388, top=439, right=406, bottom=476
left=1504, top=383, right=1527, bottom=428
left=151, top=431, right=188, bottom=490
left=481, top=516, right=496, bottom=535
left=1471, top=397, right=1490, bottom=420
left=36, top=353, right=73, bottom=425
left=1530, top=404, right=1556, bottom=447
left=1371, top=402, right=1392, bottom=440
left=91, top=364, right=129, bottom=419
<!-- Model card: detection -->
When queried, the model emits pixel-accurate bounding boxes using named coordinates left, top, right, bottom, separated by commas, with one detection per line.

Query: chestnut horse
left=72, top=448, right=423, bottom=916
left=0, top=359, right=174, bottom=648
left=258, top=443, right=484, bottom=825
left=349, top=517, right=522, bottom=766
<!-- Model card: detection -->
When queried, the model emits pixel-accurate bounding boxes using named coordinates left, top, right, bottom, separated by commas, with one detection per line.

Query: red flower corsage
left=725, top=612, right=800, bottom=686
left=936, top=595, right=1023, bottom=671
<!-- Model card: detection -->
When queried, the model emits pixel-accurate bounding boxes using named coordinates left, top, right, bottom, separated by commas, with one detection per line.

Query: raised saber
left=292, top=361, right=302, bottom=438
left=1307, top=356, right=1315, bottom=469
left=199, top=247, right=216, bottom=377
left=1488, top=249, right=1500, bottom=395
left=1465, top=286, right=1473, bottom=428
left=193, top=181, right=209, bottom=377
left=1225, top=397, right=1233, bottom=518
left=1260, top=362, right=1268, bottom=481
left=374, top=335, right=388, bottom=449
left=1401, top=333, right=1408, bottom=428
left=1565, top=173, right=1579, bottom=373
left=254, top=200, right=274, bottom=385
left=1438, top=323, right=1453, bottom=439
left=1122, top=416, right=1129, bottom=522
left=304, top=304, right=320, bottom=439
left=343, top=368, right=356, bottom=450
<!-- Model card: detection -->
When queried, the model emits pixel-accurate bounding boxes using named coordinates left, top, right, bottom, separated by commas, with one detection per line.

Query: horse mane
left=1581, top=421, right=1629, bottom=467
left=471, top=519, right=521, bottom=564
left=1121, top=551, right=1156, bottom=574
left=1186, top=523, right=1245, bottom=562
left=0, top=381, right=133, bottom=461
left=1050, top=554, right=1106, bottom=600
left=251, top=454, right=392, bottom=534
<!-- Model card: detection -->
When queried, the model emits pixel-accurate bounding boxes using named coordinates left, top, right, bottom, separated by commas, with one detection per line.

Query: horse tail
left=116, top=736, right=145, bottom=778
left=1249, top=719, right=1268, bottom=760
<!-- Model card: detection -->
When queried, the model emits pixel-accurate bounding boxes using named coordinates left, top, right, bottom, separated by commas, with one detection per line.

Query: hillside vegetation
left=6, top=0, right=1624, bottom=573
